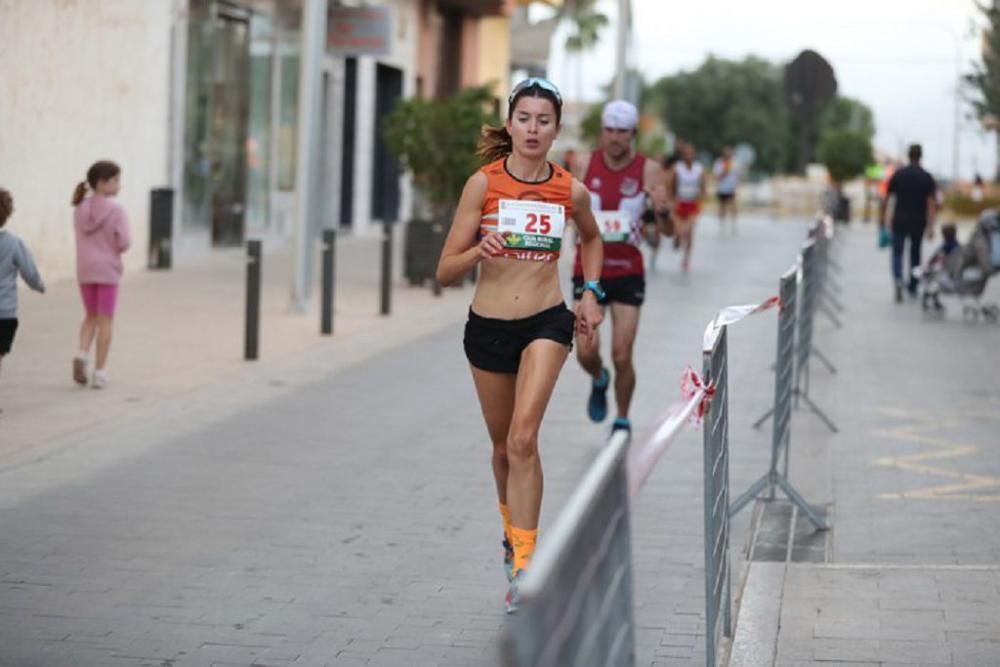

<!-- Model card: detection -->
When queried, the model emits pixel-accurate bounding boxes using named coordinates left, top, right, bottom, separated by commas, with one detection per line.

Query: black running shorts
left=464, top=304, right=575, bottom=374
left=572, top=275, right=645, bottom=307
left=0, top=318, right=18, bottom=355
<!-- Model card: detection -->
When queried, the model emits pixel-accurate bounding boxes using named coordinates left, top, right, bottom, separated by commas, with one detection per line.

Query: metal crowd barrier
left=754, top=237, right=838, bottom=434
left=813, top=219, right=845, bottom=328
left=504, top=324, right=738, bottom=667
left=734, top=266, right=828, bottom=529
left=504, top=431, right=636, bottom=667
left=702, top=325, right=734, bottom=667
left=797, top=237, right=839, bottom=432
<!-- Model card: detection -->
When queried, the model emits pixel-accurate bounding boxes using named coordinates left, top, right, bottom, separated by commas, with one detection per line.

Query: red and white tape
left=702, top=295, right=782, bottom=351
left=626, top=294, right=781, bottom=499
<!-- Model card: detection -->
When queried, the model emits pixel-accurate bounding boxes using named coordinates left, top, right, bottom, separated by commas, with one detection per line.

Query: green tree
left=817, top=130, right=873, bottom=183
left=384, top=85, right=500, bottom=215
left=820, top=95, right=876, bottom=140
left=645, top=56, right=790, bottom=173
left=965, top=1, right=1000, bottom=181
left=561, top=0, right=609, bottom=104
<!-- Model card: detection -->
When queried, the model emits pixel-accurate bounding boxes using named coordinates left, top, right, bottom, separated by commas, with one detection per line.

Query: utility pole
left=291, top=0, right=328, bottom=311
left=612, top=0, right=629, bottom=99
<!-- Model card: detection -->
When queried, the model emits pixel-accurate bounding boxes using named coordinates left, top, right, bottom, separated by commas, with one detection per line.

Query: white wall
left=0, top=0, right=173, bottom=282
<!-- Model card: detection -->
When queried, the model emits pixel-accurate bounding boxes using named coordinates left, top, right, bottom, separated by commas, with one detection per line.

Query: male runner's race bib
left=594, top=210, right=631, bottom=243
left=498, top=199, right=566, bottom=253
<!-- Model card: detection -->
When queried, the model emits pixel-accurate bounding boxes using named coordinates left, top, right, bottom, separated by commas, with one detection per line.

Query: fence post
left=321, top=228, right=336, bottom=335
left=380, top=219, right=392, bottom=316
left=245, top=239, right=261, bottom=361
left=702, top=325, right=732, bottom=667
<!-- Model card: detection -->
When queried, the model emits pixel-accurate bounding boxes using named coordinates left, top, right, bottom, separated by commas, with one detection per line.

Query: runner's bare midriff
left=471, top=258, right=563, bottom=319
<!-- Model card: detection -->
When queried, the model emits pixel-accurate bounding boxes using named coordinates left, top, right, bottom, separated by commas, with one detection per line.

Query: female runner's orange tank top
left=479, top=157, right=574, bottom=263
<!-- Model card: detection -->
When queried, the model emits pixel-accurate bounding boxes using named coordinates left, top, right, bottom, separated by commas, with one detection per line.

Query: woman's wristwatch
left=583, top=280, right=606, bottom=301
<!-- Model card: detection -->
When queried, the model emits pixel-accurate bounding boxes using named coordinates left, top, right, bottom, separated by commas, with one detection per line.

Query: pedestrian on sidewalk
left=567, top=99, right=670, bottom=438
left=0, top=188, right=46, bottom=388
left=71, top=161, right=131, bottom=389
left=880, top=144, right=937, bottom=302
left=436, top=78, right=603, bottom=614
left=671, top=142, right=706, bottom=272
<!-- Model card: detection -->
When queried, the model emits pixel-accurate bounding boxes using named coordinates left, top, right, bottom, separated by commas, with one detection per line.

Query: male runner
left=571, top=100, right=669, bottom=436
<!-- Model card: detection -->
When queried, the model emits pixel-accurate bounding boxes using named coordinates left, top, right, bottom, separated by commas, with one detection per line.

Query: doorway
left=209, top=7, right=251, bottom=246
left=372, top=63, right=403, bottom=223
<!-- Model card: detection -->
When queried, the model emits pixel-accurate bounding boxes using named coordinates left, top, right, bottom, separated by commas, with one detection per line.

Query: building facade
left=0, top=0, right=513, bottom=290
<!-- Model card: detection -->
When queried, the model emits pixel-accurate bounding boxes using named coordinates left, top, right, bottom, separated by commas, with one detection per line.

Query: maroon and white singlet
left=573, top=151, right=647, bottom=280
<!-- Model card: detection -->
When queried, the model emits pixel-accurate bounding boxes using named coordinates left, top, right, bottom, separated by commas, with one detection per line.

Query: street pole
left=953, top=35, right=961, bottom=183
left=612, top=0, right=629, bottom=99
left=291, top=0, right=328, bottom=311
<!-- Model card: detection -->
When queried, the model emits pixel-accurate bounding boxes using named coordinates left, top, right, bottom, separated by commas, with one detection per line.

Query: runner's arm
left=572, top=178, right=604, bottom=338
left=570, top=151, right=589, bottom=181
left=436, top=172, right=499, bottom=287
left=880, top=172, right=897, bottom=228
left=643, top=158, right=671, bottom=213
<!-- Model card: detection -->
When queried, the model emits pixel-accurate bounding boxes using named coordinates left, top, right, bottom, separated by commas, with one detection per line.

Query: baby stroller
left=921, top=210, right=1000, bottom=322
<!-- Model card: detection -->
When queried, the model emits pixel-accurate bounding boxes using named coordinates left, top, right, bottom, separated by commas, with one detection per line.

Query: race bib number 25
left=498, top=199, right=566, bottom=252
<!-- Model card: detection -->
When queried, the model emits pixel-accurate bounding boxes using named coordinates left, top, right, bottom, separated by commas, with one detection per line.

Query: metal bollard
left=321, top=228, right=336, bottom=335
left=245, top=239, right=261, bottom=361
left=380, top=219, right=392, bottom=316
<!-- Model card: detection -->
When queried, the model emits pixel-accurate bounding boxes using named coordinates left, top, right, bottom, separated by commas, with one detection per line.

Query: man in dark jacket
left=879, top=144, right=937, bottom=302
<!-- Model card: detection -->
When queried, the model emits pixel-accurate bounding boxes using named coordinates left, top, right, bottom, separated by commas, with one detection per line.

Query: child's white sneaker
left=91, top=369, right=109, bottom=389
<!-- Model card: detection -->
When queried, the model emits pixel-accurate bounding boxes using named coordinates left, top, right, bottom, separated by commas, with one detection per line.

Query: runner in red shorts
left=671, top=142, right=705, bottom=272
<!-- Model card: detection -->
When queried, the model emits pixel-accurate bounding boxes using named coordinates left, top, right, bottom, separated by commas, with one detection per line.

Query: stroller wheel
left=963, top=305, right=979, bottom=321
left=984, top=308, right=999, bottom=323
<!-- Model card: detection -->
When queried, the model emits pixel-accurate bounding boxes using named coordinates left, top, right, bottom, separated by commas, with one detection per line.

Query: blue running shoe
left=610, top=416, right=632, bottom=438
left=503, top=536, right=514, bottom=582
left=587, top=368, right=610, bottom=423
left=505, top=570, right=524, bottom=614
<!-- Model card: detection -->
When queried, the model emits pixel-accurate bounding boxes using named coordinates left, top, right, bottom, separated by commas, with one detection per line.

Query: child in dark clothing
left=0, top=188, right=46, bottom=385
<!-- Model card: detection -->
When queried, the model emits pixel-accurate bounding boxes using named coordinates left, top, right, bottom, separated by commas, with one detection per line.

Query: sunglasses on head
left=508, top=78, right=562, bottom=106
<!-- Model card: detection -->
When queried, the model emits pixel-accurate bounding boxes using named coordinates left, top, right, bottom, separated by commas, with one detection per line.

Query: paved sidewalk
left=729, top=222, right=1000, bottom=666
left=0, top=214, right=812, bottom=666
left=0, top=231, right=470, bottom=459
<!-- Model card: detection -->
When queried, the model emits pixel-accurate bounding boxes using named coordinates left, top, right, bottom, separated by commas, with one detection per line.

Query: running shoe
left=505, top=570, right=524, bottom=614
left=610, top=417, right=632, bottom=438
left=92, top=369, right=109, bottom=390
left=503, top=535, right=514, bottom=583
left=587, top=368, right=610, bottom=423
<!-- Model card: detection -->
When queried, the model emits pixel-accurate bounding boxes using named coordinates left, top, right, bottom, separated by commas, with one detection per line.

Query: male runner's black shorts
left=0, top=318, right=18, bottom=355
left=572, top=275, right=645, bottom=307
left=464, top=303, right=575, bottom=374
left=717, top=192, right=735, bottom=203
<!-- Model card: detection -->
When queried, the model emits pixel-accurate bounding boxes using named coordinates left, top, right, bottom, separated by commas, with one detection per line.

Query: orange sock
left=509, top=525, right=538, bottom=575
left=499, top=503, right=512, bottom=543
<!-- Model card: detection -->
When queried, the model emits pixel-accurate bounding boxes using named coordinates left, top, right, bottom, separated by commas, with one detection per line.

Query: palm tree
left=561, top=0, right=609, bottom=109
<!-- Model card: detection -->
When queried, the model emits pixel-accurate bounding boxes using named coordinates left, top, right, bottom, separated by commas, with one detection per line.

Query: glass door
left=209, top=8, right=251, bottom=246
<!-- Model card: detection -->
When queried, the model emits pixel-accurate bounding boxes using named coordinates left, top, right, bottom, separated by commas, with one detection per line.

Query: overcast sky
left=542, top=0, right=993, bottom=180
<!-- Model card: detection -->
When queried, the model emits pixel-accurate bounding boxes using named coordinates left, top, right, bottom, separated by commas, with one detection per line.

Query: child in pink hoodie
left=72, top=161, right=131, bottom=389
